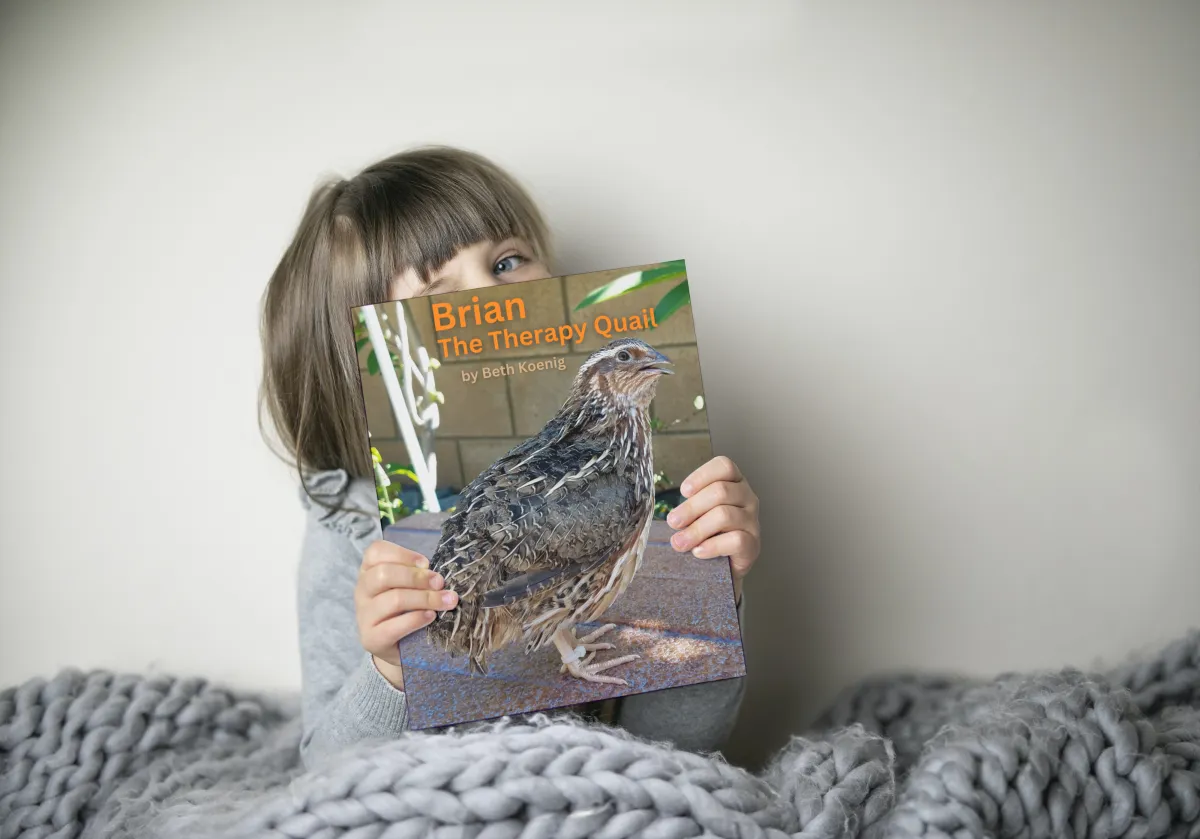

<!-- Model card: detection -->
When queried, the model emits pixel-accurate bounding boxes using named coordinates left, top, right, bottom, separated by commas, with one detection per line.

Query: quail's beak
left=640, top=349, right=674, bottom=375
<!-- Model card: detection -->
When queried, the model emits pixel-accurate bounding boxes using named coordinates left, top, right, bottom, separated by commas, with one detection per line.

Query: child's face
left=390, top=238, right=550, bottom=299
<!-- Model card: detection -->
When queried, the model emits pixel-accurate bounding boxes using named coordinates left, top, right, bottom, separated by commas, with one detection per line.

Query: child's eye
left=493, top=254, right=527, bottom=276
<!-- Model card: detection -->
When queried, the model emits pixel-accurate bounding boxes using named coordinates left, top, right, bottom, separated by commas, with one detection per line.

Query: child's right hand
left=355, top=540, right=459, bottom=690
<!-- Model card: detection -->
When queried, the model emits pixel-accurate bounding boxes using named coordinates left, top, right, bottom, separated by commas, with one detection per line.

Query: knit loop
left=2, top=631, right=1198, bottom=838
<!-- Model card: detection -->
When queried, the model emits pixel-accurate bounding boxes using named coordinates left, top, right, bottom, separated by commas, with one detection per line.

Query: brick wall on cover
left=361, top=263, right=711, bottom=494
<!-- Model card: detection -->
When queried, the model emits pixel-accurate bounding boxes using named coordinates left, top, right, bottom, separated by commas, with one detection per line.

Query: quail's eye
left=616, top=350, right=631, bottom=362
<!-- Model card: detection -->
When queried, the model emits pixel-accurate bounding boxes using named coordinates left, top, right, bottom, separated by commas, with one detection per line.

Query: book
left=351, top=260, right=746, bottom=729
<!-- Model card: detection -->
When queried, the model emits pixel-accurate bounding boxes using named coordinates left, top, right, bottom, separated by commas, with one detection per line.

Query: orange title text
left=432, top=295, right=660, bottom=358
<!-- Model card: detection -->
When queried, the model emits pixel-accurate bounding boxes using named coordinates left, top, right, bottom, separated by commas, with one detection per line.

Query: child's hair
left=259, top=146, right=551, bottom=486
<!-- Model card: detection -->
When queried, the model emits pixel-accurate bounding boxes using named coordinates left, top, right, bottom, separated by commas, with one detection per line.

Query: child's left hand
left=665, top=456, right=760, bottom=602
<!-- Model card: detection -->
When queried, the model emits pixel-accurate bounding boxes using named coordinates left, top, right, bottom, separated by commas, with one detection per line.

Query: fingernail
left=415, top=556, right=429, bottom=569
left=681, top=481, right=694, bottom=496
left=429, top=573, right=444, bottom=590
left=424, top=610, right=436, bottom=622
left=666, top=511, right=681, bottom=527
left=441, top=591, right=458, bottom=606
left=671, top=533, right=689, bottom=550
left=692, top=546, right=711, bottom=558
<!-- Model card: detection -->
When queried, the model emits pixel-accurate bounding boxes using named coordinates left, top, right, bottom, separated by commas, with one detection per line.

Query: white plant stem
left=391, top=302, right=440, bottom=474
left=393, top=303, right=422, bottom=426
left=362, top=305, right=441, bottom=513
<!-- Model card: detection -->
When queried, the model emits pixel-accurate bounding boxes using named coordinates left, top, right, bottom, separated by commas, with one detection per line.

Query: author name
left=461, top=356, right=568, bottom=384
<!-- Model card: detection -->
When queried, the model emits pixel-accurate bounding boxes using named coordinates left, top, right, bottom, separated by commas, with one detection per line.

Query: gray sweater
left=296, top=468, right=747, bottom=768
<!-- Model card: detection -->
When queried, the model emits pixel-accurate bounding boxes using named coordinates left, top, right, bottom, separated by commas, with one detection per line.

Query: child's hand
left=354, top=540, right=459, bottom=690
left=665, top=456, right=760, bottom=603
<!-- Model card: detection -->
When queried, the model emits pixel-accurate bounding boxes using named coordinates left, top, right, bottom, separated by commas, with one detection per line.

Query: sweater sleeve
left=296, top=472, right=409, bottom=768
left=613, top=592, right=747, bottom=754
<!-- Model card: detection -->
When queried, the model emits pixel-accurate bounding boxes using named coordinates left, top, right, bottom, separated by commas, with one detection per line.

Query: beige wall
left=365, top=267, right=712, bottom=493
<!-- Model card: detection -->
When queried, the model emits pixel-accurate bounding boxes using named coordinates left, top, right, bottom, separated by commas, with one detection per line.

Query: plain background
left=1, top=2, right=1197, bottom=769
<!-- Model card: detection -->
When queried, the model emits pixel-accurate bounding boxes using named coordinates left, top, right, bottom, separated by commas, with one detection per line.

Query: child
left=260, top=147, right=762, bottom=767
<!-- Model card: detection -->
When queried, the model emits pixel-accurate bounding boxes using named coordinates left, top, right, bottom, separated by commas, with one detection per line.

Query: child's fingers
left=680, top=456, right=743, bottom=498
left=666, top=480, right=755, bottom=530
left=364, top=587, right=459, bottom=626
left=669, top=504, right=756, bottom=554
left=359, top=563, right=444, bottom=598
left=688, top=530, right=760, bottom=578
left=361, top=540, right=429, bottom=571
left=364, top=609, right=437, bottom=654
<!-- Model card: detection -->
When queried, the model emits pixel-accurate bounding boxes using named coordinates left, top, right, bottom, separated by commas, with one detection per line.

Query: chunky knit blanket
left=3, top=632, right=1198, bottom=839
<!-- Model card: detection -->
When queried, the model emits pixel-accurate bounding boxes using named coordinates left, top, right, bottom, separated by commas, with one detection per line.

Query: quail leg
left=557, top=623, right=619, bottom=674
left=556, top=624, right=624, bottom=676
left=552, top=626, right=639, bottom=685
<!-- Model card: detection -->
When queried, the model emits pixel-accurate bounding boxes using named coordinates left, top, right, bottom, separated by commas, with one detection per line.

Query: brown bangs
left=348, top=147, right=551, bottom=289
left=259, top=145, right=550, bottom=488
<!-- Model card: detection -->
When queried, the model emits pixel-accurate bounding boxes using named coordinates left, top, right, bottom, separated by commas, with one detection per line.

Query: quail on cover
left=427, top=337, right=673, bottom=685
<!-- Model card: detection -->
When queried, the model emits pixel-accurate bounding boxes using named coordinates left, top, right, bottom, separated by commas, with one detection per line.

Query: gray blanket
left=3, top=631, right=1198, bottom=839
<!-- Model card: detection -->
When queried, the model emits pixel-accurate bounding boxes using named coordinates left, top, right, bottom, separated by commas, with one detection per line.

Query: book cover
left=351, top=260, right=746, bottom=729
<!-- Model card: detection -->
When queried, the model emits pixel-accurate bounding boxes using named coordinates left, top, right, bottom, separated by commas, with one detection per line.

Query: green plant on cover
left=573, top=259, right=690, bottom=325
left=372, top=446, right=418, bottom=525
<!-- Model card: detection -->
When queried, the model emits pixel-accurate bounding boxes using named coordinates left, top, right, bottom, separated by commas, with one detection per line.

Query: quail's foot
left=577, top=623, right=619, bottom=647
left=557, top=624, right=618, bottom=674
left=564, top=652, right=640, bottom=685
left=553, top=626, right=639, bottom=685
left=561, top=648, right=619, bottom=676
